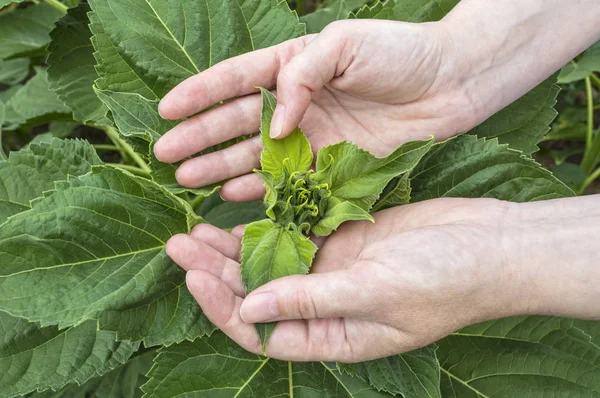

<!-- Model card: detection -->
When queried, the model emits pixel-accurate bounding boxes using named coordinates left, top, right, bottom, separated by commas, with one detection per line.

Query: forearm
left=504, top=195, right=600, bottom=320
left=441, top=0, right=600, bottom=124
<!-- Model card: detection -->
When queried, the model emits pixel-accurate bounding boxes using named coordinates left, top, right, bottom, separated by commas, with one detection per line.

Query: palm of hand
left=166, top=198, right=507, bottom=362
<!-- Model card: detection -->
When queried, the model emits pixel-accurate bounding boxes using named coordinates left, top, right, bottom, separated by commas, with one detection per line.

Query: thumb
left=239, top=270, right=370, bottom=323
left=270, top=22, right=354, bottom=139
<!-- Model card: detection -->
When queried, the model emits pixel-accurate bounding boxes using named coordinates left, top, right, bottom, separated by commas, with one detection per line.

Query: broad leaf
left=0, top=101, right=5, bottom=161
left=0, top=138, right=102, bottom=223
left=0, top=166, right=214, bottom=346
left=259, top=89, right=313, bottom=180
left=438, top=317, right=600, bottom=397
left=141, top=332, right=390, bottom=397
left=372, top=173, right=411, bottom=212
left=353, top=0, right=460, bottom=22
left=559, top=41, right=600, bottom=84
left=0, top=311, right=138, bottom=398
left=468, top=75, right=560, bottom=154
left=0, top=4, right=63, bottom=60
left=0, top=58, right=29, bottom=85
left=410, top=135, right=575, bottom=202
left=301, top=0, right=368, bottom=33
left=312, top=196, right=373, bottom=237
left=241, top=219, right=317, bottom=352
left=313, top=139, right=433, bottom=211
left=31, top=351, right=154, bottom=398
left=198, top=192, right=266, bottom=230
left=3, top=68, right=71, bottom=129
left=339, top=345, right=441, bottom=398
left=0, top=0, right=27, bottom=7
left=47, top=4, right=110, bottom=126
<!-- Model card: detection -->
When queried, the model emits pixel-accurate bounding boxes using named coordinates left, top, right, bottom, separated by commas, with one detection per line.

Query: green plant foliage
left=0, top=58, right=30, bottom=86
left=197, top=192, right=266, bottom=229
left=558, top=40, right=600, bottom=83
left=301, top=0, right=370, bottom=33
left=0, top=4, right=63, bottom=60
left=352, top=0, right=459, bottom=21
left=0, top=101, right=5, bottom=161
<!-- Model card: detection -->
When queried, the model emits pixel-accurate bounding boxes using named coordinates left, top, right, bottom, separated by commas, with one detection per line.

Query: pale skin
left=155, top=0, right=600, bottom=361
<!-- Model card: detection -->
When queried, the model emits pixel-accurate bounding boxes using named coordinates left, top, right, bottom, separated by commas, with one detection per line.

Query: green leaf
left=313, top=139, right=433, bottom=211
left=0, top=58, right=29, bottom=85
left=438, top=317, right=600, bottom=397
left=0, top=166, right=214, bottom=346
left=559, top=41, right=600, bottom=84
left=31, top=351, right=154, bottom=398
left=198, top=192, right=266, bottom=230
left=49, top=121, right=79, bottom=139
left=259, top=88, right=313, bottom=180
left=3, top=67, right=72, bottom=129
left=141, top=332, right=391, bottom=397
left=410, top=135, right=575, bottom=203
left=47, top=3, right=111, bottom=126
left=550, top=162, right=586, bottom=190
left=240, top=219, right=317, bottom=352
left=352, top=0, right=459, bottom=22
left=301, top=0, right=365, bottom=33
left=0, top=101, right=5, bottom=162
left=0, top=0, right=26, bottom=8
left=0, top=138, right=102, bottom=223
left=468, top=75, right=560, bottom=154
left=0, top=311, right=138, bottom=398
left=339, top=345, right=441, bottom=398
left=312, top=196, right=373, bottom=237
left=371, top=173, right=411, bottom=212
left=0, top=4, right=63, bottom=60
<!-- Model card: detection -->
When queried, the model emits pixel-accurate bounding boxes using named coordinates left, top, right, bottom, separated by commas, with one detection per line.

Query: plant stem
left=580, top=77, right=599, bottom=175
left=578, top=167, right=600, bottom=194
left=45, top=0, right=68, bottom=13
left=102, top=126, right=152, bottom=174
left=106, top=163, right=150, bottom=178
left=93, top=144, right=121, bottom=152
left=190, top=194, right=206, bottom=211
left=590, top=73, right=600, bottom=91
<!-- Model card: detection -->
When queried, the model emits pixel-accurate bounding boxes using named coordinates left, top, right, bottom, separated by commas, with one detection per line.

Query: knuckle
left=293, top=286, right=319, bottom=319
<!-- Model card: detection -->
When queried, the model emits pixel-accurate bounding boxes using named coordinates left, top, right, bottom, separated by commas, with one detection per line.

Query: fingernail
left=270, top=105, right=285, bottom=139
left=240, top=292, right=279, bottom=323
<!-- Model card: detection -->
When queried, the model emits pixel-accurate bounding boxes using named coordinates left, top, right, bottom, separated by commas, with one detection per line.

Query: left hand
left=166, top=198, right=527, bottom=362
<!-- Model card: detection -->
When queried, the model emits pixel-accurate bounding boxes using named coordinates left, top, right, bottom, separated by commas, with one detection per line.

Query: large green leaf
left=197, top=192, right=266, bottom=229
left=0, top=4, right=63, bottom=60
left=0, top=101, right=5, bottom=162
left=0, top=166, right=214, bottom=346
left=313, top=139, right=433, bottom=211
left=468, top=75, right=560, bottom=155
left=3, top=68, right=71, bottom=129
left=240, top=219, right=317, bottom=352
left=47, top=4, right=110, bottom=126
left=438, top=317, right=600, bottom=397
left=0, top=311, right=138, bottom=398
left=141, top=332, right=391, bottom=397
left=0, top=138, right=102, bottom=223
left=0, top=58, right=29, bottom=85
left=352, top=0, right=459, bottom=22
left=339, top=345, right=441, bottom=398
left=31, top=351, right=154, bottom=398
left=559, top=41, right=600, bottom=84
left=259, top=89, right=313, bottom=180
left=410, top=135, right=574, bottom=202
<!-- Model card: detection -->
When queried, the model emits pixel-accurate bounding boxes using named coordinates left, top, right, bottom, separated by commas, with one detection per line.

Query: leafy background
left=0, top=0, right=598, bottom=397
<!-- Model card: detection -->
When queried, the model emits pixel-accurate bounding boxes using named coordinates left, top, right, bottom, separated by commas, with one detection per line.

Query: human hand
left=165, top=198, right=526, bottom=362
left=154, top=20, right=479, bottom=201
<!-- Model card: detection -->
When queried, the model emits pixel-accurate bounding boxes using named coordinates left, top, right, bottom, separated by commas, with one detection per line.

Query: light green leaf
left=49, top=121, right=79, bottom=139
left=47, top=3, right=111, bottom=126
left=241, top=219, right=317, bottom=352
left=312, top=196, right=373, bottom=237
left=198, top=192, right=266, bottom=230
left=352, top=0, right=459, bottom=22
left=31, top=351, right=154, bottom=398
left=259, top=88, right=313, bottom=180
left=468, top=75, right=560, bottom=154
left=313, top=139, right=433, bottom=211
left=3, top=68, right=72, bottom=129
left=410, top=135, right=575, bottom=203
left=0, top=166, right=214, bottom=346
left=339, top=345, right=441, bottom=398
left=0, top=311, right=138, bottom=398
left=0, top=4, right=63, bottom=60
left=372, top=173, right=411, bottom=212
left=0, top=0, right=26, bottom=8
left=0, top=58, right=29, bottom=85
left=141, top=332, right=391, bottom=397
left=438, top=317, right=600, bottom=397
left=0, top=101, right=5, bottom=161
left=0, top=138, right=102, bottom=223
left=559, top=41, right=600, bottom=83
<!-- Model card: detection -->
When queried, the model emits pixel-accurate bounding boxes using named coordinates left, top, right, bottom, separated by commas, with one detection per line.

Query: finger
left=270, top=22, right=353, bottom=139
left=158, top=37, right=311, bottom=120
left=231, top=225, right=245, bottom=239
left=176, top=136, right=262, bottom=188
left=220, top=174, right=265, bottom=202
left=239, top=270, right=372, bottom=324
left=186, top=271, right=262, bottom=355
left=190, top=224, right=241, bottom=261
left=166, top=234, right=245, bottom=296
left=154, top=94, right=262, bottom=163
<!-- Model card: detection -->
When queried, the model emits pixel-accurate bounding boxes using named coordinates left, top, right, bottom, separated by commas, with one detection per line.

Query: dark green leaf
left=352, top=0, right=459, bottom=22
left=0, top=58, right=29, bottom=85
left=558, top=41, right=600, bottom=83
left=198, top=192, right=266, bottom=229
left=550, top=162, right=586, bottom=190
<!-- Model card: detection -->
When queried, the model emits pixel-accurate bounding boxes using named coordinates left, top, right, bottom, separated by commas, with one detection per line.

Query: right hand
left=154, top=19, right=481, bottom=201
